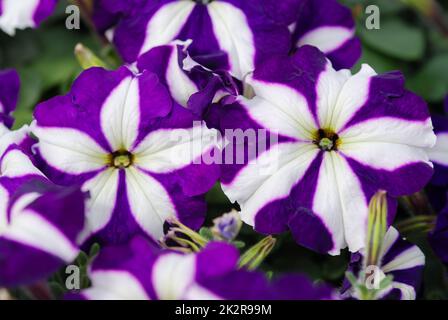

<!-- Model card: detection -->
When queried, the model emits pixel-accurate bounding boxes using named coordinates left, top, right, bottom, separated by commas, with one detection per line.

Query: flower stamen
left=110, top=150, right=134, bottom=168
left=314, top=129, right=339, bottom=151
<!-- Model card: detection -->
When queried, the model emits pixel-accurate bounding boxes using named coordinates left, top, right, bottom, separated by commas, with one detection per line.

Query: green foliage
left=359, top=20, right=425, bottom=61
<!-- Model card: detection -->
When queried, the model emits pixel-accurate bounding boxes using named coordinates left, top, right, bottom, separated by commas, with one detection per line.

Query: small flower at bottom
left=343, top=227, right=425, bottom=300
left=68, top=236, right=334, bottom=300
left=211, top=210, right=242, bottom=242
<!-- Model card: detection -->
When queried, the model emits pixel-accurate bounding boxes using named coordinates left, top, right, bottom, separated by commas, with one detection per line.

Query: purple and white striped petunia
left=0, top=0, right=57, bottom=36
left=289, top=0, right=361, bottom=69
left=0, top=128, right=85, bottom=287
left=344, top=227, right=425, bottom=300
left=136, top=40, right=239, bottom=118
left=0, top=69, right=20, bottom=134
left=71, top=236, right=334, bottom=300
left=220, top=47, right=436, bottom=255
left=107, top=0, right=291, bottom=80
left=32, top=65, right=220, bottom=245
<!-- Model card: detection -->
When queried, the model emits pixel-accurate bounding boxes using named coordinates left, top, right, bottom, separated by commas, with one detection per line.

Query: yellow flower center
left=110, top=150, right=134, bottom=169
left=314, top=129, right=340, bottom=151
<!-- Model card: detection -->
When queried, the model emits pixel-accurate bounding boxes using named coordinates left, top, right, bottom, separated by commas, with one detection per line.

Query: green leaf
left=75, top=252, right=89, bottom=267
left=48, top=281, right=66, bottom=298
left=75, top=43, right=108, bottom=69
left=359, top=20, right=425, bottom=61
left=232, top=240, right=246, bottom=249
left=199, top=227, right=214, bottom=240
left=407, top=54, right=448, bottom=102
left=352, top=46, right=400, bottom=74
left=89, top=243, right=101, bottom=258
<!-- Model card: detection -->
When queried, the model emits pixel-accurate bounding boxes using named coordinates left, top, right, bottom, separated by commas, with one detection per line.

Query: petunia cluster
left=0, top=0, right=445, bottom=301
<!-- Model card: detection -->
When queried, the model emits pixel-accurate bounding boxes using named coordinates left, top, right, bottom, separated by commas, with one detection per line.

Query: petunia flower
left=343, top=227, right=425, bottom=300
left=0, top=69, right=20, bottom=134
left=136, top=40, right=239, bottom=119
left=69, top=236, right=334, bottom=300
left=0, top=128, right=85, bottom=287
left=0, top=0, right=57, bottom=36
left=289, top=0, right=361, bottom=69
left=211, top=209, right=242, bottom=241
left=32, top=65, right=220, bottom=245
left=102, top=0, right=292, bottom=80
left=220, top=46, right=436, bottom=255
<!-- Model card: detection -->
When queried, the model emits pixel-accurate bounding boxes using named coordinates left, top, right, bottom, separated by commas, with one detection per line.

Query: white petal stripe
left=166, top=42, right=198, bottom=107
left=152, top=253, right=196, bottom=300
left=0, top=0, right=39, bottom=36
left=427, top=132, right=448, bottom=166
left=100, top=76, right=140, bottom=151
left=139, top=1, right=196, bottom=56
left=1, top=149, right=44, bottom=178
left=317, top=64, right=376, bottom=131
left=245, top=78, right=318, bottom=140
left=382, top=246, right=425, bottom=273
left=85, top=270, right=150, bottom=300
left=207, top=1, right=255, bottom=79
left=32, top=126, right=108, bottom=175
left=125, top=167, right=176, bottom=240
left=133, top=124, right=219, bottom=174
left=312, top=152, right=368, bottom=255
left=79, top=169, right=120, bottom=242
left=223, top=142, right=319, bottom=226
left=340, top=141, right=432, bottom=171
left=340, top=118, right=436, bottom=148
left=3, top=209, right=79, bottom=262
left=379, top=227, right=400, bottom=259
left=297, top=26, right=354, bottom=54
left=391, top=281, right=416, bottom=300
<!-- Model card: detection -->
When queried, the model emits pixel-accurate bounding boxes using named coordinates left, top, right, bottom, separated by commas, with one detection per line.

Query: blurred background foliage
left=1, top=0, right=448, bottom=299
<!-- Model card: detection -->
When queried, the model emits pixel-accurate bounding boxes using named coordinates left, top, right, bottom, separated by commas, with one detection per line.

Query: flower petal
left=207, top=1, right=255, bottom=79
left=100, top=75, right=139, bottom=151
left=152, top=253, right=196, bottom=300
left=79, top=169, right=119, bottom=241
left=428, top=132, right=448, bottom=167
left=139, top=1, right=195, bottom=57
left=137, top=41, right=199, bottom=107
left=341, top=142, right=432, bottom=171
left=0, top=0, right=56, bottom=36
left=298, top=26, right=355, bottom=55
left=316, top=63, right=376, bottom=131
left=223, top=142, right=319, bottom=226
left=32, top=126, right=108, bottom=175
left=245, top=78, right=318, bottom=140
left=133, top=123, right=219, bottom=174
left=312, top=152, right=368, bottom=254
left=84, top=271, right=150, bottom=300
left=125, top=167, right=176, bottom=240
